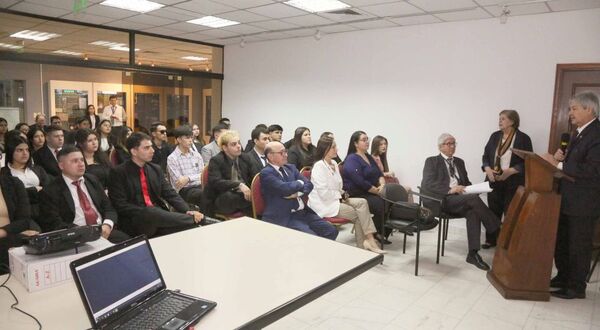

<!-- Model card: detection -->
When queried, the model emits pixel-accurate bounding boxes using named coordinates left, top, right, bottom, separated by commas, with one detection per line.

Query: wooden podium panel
left=487, top=149, right=571, bottom=301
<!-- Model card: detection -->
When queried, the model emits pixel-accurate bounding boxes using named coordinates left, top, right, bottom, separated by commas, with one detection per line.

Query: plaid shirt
left=167, top=146, right=204, bottom=191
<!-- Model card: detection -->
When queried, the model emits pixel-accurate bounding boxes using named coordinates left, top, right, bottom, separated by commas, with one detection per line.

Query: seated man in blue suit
left=260, top=141, right=337, bottom=240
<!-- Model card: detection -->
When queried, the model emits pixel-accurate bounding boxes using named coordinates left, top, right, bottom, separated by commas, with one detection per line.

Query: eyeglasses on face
left=159, top=130, right=167, bottom=134
left=442, top=142, right=457, bottom=146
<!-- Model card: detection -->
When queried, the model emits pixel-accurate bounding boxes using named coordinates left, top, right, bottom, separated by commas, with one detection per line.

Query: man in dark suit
left=39, top=146, right=129, bottom=243
left=32, top=125, right=64, bottom=178
left=260, top=141, right=337, bottom=240
left=206, top=130, right=256, bottom=216
left=108, top=132, right=205, bottom=238
left=150, top=122, right=173, bottom=173
left=245, top=126, right=270, bottom=172
left=421, top=133, right=500, bottom=270
left=546, top=92, right=600, bottom=299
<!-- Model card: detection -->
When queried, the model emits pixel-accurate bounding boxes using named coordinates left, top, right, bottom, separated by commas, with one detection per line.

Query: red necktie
left=72, top=180, right=99, bottom=225
left=140, top=167, right=154, bottom=207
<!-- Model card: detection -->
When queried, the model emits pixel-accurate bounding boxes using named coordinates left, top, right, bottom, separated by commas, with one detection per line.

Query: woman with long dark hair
left=0, top=117, right=8, bottom=153
left=287, top=126, right=316, bottom=170
left=96, top=119, right=113, bottom=155
left=371, top=135, right=414, bottom=202
left=27, top=126, right=46, bottom=152
left=111, top=126, right=132, bottom=165
left=342, top=131, right=389, bottom=244
left=75, top=129, right=112, bottom=189
left=309, top=136, right=384, bottom=253
left=1, top=136, right=50, bottom=223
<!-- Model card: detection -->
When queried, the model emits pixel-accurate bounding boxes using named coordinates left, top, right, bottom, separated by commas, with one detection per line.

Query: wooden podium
left=487, top=149, right=572, bottom=301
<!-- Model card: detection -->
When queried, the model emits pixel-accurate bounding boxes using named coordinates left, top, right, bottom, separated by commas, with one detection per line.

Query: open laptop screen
left=73, top=239, right=164, bottom=324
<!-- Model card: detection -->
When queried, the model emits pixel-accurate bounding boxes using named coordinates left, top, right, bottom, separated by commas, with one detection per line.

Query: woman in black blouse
left=287, top=127, right=316, bottom=170
left=75, top=129, right=112, bottom=189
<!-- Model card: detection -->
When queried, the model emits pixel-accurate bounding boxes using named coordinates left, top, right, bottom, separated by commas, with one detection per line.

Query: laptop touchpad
left=162, top=318, right=186, bottom=330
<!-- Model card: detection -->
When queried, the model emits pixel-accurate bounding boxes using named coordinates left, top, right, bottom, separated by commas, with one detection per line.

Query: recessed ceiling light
left=0, top=42, right=23, bottom=50
left=182, top=56, right=207, bottom=61
left=90, top=40, right=126, bottom=47
left=53, top=50, right=82, bottom=56
left=284, top=0, right=350, bottom=13
left=187, top=16, right=240, bottom=28
left=110, top=46, right=139, bottom=52
left=100, top=0, right=164, bottom=13
left=10, top=30, right=61, bottom=41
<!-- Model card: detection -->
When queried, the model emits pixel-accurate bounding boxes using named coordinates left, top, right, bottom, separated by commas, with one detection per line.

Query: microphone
left=560, top=133, right=570, bottom=152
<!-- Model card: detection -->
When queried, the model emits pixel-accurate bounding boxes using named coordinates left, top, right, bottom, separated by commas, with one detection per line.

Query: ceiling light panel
left=100, top=0, right=164, bottom=13
left=0, top=43, right=23, bottom=50
left=284, top=0, right=351, bottom=13
left=110, top=46, right=139, bottom=52
left=182, top=56, right=208, bottom=61
left=10, top=30, right=61, bottom=41
left=53, top=50, right=83, bottom=56
left=187, top=16, right=240, bottom=28
left=90, top=40, right=126, bottom=47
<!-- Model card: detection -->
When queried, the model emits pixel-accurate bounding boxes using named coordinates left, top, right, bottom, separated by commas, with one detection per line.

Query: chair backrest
left=201, top=165, right=209, bottom=191
left=300, top=166, right=311, bottom=180
left=251, top=173, right=264, bottom=219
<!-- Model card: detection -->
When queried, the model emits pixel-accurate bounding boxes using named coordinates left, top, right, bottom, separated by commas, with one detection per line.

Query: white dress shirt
left=63, top=175, right=113, bottom=228
left=8, top=164, right=40, bottom=188
left=101, top=104, right=126, bottom=127
left=308, top=159, right=342, bottom=218
left=440, top=153, right=460, bottom=188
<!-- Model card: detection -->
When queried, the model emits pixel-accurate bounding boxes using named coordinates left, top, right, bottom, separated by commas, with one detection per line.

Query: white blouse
left=9, top=164, right=40, bottom=188
left=100, top=137, right=110, bottom=152
left=308, top=159, right=343, bottom=218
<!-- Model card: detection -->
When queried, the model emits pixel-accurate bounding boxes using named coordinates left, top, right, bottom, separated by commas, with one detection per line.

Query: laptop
left=70, top=236, right=217, bottom=330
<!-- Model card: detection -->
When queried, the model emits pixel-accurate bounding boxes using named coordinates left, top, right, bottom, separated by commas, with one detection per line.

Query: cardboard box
left=9, top=238, right=113, bottom=292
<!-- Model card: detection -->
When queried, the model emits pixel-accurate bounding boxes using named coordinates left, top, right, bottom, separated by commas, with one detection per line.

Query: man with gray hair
left=545, top=91, right=600, bottom=299
left=421, top=133, right=500, bottom=270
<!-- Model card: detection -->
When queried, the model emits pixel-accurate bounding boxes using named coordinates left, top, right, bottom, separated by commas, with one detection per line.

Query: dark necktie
left=279, top=167, right=289, bottom=180
left=139, top=167, right=154, bottom=207
left=72, top=180, right=98, bottom=225
left=260, top=156, right=267, bottom=166
left=445, top=158, right=458, bottom=180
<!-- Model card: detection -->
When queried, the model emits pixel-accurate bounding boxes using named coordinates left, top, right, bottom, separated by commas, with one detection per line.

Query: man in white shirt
left=101, top=95, right=126, bottom=127
left=167, top=126, right=204, bottom=207
left=39, top=145, right=129, bottom=243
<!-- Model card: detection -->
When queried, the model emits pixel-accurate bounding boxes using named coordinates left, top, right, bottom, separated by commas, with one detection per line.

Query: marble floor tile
left=455, top=311, right=522, bottom=330
left=389, top=305, right=461, bottom=329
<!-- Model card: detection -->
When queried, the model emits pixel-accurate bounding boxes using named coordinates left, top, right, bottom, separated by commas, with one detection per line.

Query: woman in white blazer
left=308, top=136, right=385, bottom=254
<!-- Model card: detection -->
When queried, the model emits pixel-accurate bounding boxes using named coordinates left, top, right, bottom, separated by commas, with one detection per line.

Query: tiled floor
left=266, top=220, right=600, bottom=330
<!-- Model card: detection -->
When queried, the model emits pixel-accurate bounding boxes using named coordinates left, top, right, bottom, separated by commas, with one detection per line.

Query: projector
left=23, top=225, right=102, bottom=255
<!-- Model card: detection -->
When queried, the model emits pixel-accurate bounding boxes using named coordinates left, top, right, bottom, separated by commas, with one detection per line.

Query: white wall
left=223, top=9, right=600, bottom=189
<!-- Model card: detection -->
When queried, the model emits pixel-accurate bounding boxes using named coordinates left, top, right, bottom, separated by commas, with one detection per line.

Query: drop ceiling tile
left=435, top=7, right=492, bottom=21
left=206, top=38, right=239, bottom=45
left=254, top=31, right=292, bottom=40
left=317, top=24, right=358, bottom=33
left=388, top=14, right=442, bottom=25
left=162, top=22, right=210, bottom=33
left=474, top=0, right=532, bottom=5
left=60, top=12, right=116, bottom=25
left=221, top=23, right=266, bottom=34
left=210, top=0, right=274, bottom=10
left=408, top=0, right=478, bottom=12
left=281, top=14, right=333, bottom=26
left=10, top=1, right=70, bottom=17
left=153, top=0, right=187, bottom=4
left=284, top=28, right=318, bottom=37
left=0, top=0, right=20, bottom=7
left=141, top=26, right=185, bottom=36
left=24, top=0, right=88, bottom=11
left=250, top=19, right=299, bottom=30
left=360, top=1, right=425, bottom=17
left=247, top=3, right=307, bottom=18
left=172, top=32, right=215, bottom=42
left=125, top=14, right=177, bottom=26
left=342, top=0, right=397, bottom=5
left=146, top=7, right=199, bottom=21
left=173, top=0, right=237, bottom=15
left=218, top=9, right=270, bottom=23
left=79, top=3, right=139, bottom=19
left=348, top=18, right=398, bottom=29
left=547, top=0, right=600, bottom=11
left=196, top=28, right=238, bottom=38
left=242, top=34, right=268, bottom=42
left=484, top=3, right=549, bottom=16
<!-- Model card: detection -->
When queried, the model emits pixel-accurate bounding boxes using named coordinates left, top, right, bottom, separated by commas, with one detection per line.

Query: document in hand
left=464, top=182, right=493, bottom=195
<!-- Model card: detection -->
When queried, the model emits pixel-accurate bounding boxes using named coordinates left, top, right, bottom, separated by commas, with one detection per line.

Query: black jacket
left=206, top=152, right=256, bottom=202
left=108, top=160, right=189, bottom=220
left=32, top=146, right=61, bottom=178
left=39, top=174, right=117, bottom=232
left=245, top=148, right=266, bottom=174
left=0, top=176, right=32, bottom=234
left=481, top=129, right=533, bottom=185
left=421, top=154, right=471, bottom=199
left=1, top=165, right=51, bottom=220
left=151, top=142, right=173, bottom=173
left=560, top=119, right=600, bottom=216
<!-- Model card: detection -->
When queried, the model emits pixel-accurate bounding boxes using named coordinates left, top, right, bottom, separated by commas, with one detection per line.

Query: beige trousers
left=337, top=197, right=377, bottom=247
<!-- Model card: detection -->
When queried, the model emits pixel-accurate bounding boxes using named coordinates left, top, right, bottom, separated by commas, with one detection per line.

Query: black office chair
left=381, top=184, right=439, bottom=276
left=417, top=186, right=463, bottom=264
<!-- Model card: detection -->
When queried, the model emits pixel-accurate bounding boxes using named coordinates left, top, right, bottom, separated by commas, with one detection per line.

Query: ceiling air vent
left=326, top=9, right=361, bottom=15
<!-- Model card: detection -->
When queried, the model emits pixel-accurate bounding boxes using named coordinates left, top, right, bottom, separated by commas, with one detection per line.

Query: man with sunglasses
left=150, top=122, right=173, bottom=173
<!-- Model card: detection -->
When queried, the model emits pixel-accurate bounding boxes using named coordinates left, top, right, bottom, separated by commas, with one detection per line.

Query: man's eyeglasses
left=159, top=130, right=167, bottom=134
left=442, top=142, right=457, bottom=146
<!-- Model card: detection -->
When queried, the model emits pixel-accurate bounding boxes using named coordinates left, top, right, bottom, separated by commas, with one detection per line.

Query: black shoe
left=549, top=276, right=566, bottom=289
left=481, top=242, right=496, bottom=249
left=375, top=235, right=392, bottom=245
left=482, top=230, right=499, bottom=249
left=550, top=288, right=585, bottom=299
left=466, top=251, right=490, bottom=271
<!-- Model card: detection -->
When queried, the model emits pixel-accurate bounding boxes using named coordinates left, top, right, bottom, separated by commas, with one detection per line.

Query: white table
left=0, top=217, right=383, bottom=329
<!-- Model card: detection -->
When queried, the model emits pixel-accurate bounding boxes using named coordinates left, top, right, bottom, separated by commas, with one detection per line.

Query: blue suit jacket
left=260, top=164, right=313, bottom=226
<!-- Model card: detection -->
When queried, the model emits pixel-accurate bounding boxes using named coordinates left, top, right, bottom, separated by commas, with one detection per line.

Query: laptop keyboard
left=120, top=294, right=195, bottom=330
